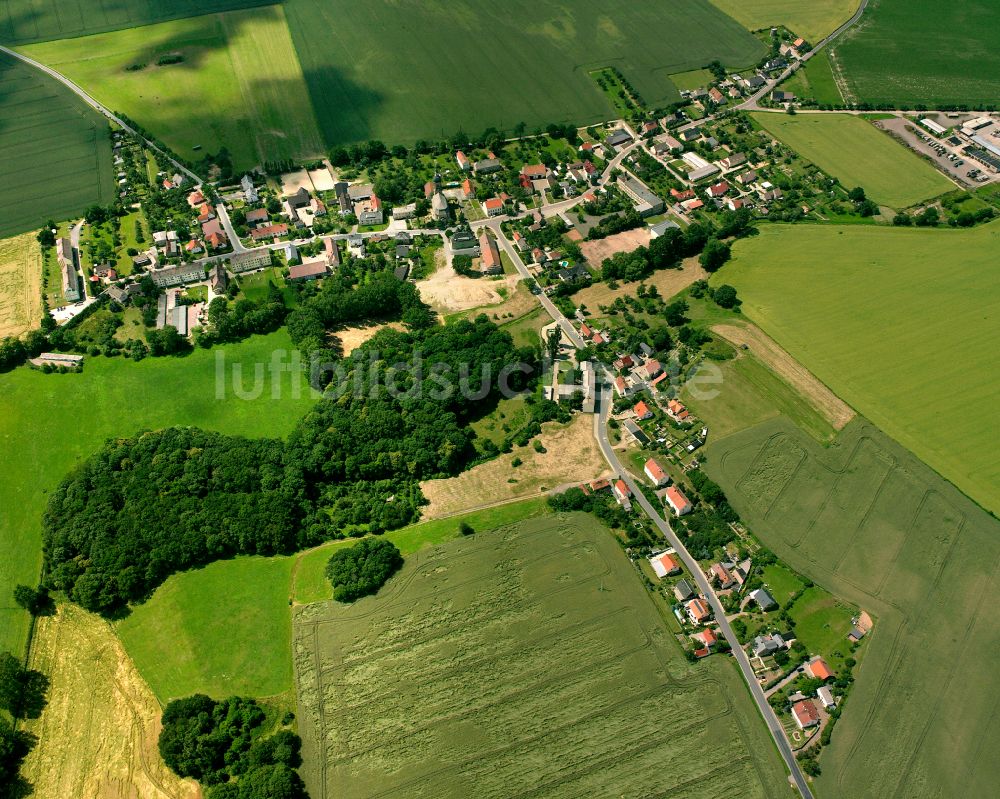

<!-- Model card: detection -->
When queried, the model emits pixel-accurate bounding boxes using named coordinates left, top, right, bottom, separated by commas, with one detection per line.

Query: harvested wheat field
left=579, top=227, right=650, bottom=264
left=574, top=257, right=706, bottom=309
left=420, top=414, right=610, bottom=518
left=21, top=604, right=200, bottom=799
left=713, top=322, right=855, bottom=430
left=333, top=321, right=405, bottom=355
left=417, top=264, right=520, bottom=312
left=0, top=231, right=43, bottom=338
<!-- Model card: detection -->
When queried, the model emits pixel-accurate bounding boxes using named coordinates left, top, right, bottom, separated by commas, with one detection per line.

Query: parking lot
left=878, top=116, right=998, bottom=187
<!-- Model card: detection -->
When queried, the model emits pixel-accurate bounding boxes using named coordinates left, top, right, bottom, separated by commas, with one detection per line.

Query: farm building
left=710, top=563, right=735, bottom=589
left=478, top=232, right=502, bottom=274
left=288, top=260, right=329, bottom=282
left=613, top=479, right=632, bottom=503
left=667, top=399, right=689, bottom=420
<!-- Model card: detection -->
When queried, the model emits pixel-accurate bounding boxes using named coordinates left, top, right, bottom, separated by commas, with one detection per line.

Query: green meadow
left=284, top=0, right=765, bottom=145
left=20, top=6, right=323, bottom=170
left=721, top=222, right=1000, bottom=516
left=0, top=52, right=115, bottom=238
left=0, top=330, right=316, bottom=657
left=782, top=49, right=843, bottom=104
left=753, top=113, right=953, bottom=207
left=118, top=497, right=550, bottom=701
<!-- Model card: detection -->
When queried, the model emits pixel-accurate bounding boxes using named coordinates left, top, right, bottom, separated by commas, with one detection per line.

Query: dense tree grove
left=159, top=695, right=307, bottom=798
left=325, top=538, right=404, bottom=601
left=0, top=718, right=32, bottom=798
left=43, top=317, right=535, bottom=614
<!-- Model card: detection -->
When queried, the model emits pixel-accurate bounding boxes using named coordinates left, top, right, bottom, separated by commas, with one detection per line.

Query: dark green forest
left=43, top=313, right=536, bottom=614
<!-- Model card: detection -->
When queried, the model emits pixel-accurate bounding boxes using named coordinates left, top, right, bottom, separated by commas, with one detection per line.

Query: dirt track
left=21, top=605, right=200, bottom=799
left=713, top=322, right=855, bottom=429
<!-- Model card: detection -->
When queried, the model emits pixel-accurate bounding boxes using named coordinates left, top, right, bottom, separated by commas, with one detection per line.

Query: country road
left=0, top=43, right=203, bottom=186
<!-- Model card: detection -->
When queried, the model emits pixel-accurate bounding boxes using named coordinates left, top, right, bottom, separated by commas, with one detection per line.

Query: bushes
left=325, top=538, right=403, bottom=602
left=43, top=318, right=527, bottom=614
left=159, top=695, right=306, bottom=797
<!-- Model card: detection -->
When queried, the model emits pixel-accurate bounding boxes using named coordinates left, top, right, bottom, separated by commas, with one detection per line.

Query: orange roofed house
left=685, top=598, right=711, bottom=624
left=805, top=657, right=834, bottom=682
left=634, top=400, right=653, bottom=420
left=664, top=486, right=692, bottom=517
left=667, top=399, right=689, bottom=420
left=649, top=551, right=681, bottom=578
left=644, top=458, right=669, bottom=487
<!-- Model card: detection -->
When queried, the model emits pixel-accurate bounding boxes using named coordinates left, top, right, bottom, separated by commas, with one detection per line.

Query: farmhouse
left=649, top=551, right=681, bottom=578
left=55, top=237, right=80, bottom=302
left=456, top=150, right=470, bottom=170
left=673, top=579, right=695, bottom=602
left=246, top=207, right=269, bottom=225
left=641, top=359, right=662, bottom=380
left=473, top=157, right=502, bottom=174
left=324, top=237, right=341, bottom=268
left=694, top=628, right=717, bottom=648
left=685, top=598, right=710, bottom=624
left=720, top=152, right=747, bottom=170
left=613, top=376, right=631, bottom=397
left=521, top=164, right=548, bottom=180
left=644, top=458, right=669, bottom=487
left=707, top=181, right=729, bottom=198
left=483, top=197, right=505, bottom=217
left=792, top=699, right=820, bottom=730
left=478, top=232, right=503, bottom=274
left=664, top=486, right=692, bottom=517
left=288, top=260, right=328, bottom=282
left=392, top=202, right=417, bottom=220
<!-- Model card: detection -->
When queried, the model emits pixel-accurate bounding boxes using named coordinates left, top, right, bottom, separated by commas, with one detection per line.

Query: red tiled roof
left=807, top=658, right=834, bottom=681
left=634, top=400, right=652, bottom=418
left=645, top=458, right=667, bottom=482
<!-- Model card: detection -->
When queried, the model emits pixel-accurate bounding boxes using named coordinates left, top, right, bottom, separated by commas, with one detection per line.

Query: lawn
left=0, top=52, right=115, bottom=238
left=116, top=496, right=550, bottom=701
left=721, top=222, right=1000, bottom=516
left=0, top=330, right=316, bottom=659
left=832, top=0, right=1000, bottom=106
left=19, top=5, right=324, bottom=170
left=668, top=68, right=715, bottom=91
left=786, top=586, right=855, bottom=669
left=292, top=513, right=790, bottom=798
left=708, top=0, right=859, bottom=41
left=705, top=415, right=1000, bottom=797
left=0, top=0, right=270, bottom=44
left=284, top=0, right=764, bottom=145
left=781, top=49, right=843, bottom=104
left=0, top=231, right=43, bottom=338
left=752, top=113, right=953, bottom=207
left=760, top=563, right=805, bottom=606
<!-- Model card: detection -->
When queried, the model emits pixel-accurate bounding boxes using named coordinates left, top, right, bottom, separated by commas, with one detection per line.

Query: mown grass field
left=292, top=513, right=790, bottom=798
left=709, top=0, right=859, bottom=41
left=0, top=0, right=270, bottom=44
left=832, top=0, right=1000, bottom=106
left=753, top=113, right=953, bottom=207
left=284, top=0, right=765, bottom=145
left=0, top=52, right=114, bottom=238
left=0, top=231, right=42, bottom=338
left=722, top=222, right=1000, bottom=516
left=19, top=6, right=323, bottom=170
left=116, top=497, right=550, bottom=701
left=782, top=49, right=843, bottom=104
left=706, top=416, right=1000, bottom=797
left=0, top=330, right=316, bottom=660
